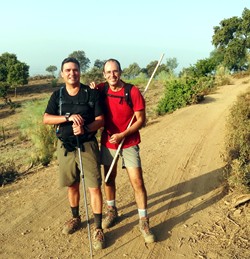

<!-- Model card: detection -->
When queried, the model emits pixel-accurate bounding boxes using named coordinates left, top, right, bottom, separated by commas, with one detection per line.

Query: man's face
left=103, top=61, right=121, bottom=86
left=61, top=62, right=80, bottom=85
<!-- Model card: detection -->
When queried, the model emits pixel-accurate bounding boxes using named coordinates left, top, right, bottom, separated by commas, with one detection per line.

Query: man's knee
left=132, top=177, right=145, bottom=191
left=89, top=187, right=102, bottom=196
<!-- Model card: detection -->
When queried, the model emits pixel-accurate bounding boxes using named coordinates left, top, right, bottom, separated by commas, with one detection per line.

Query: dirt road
left=1, top=78, right=249, bottom=259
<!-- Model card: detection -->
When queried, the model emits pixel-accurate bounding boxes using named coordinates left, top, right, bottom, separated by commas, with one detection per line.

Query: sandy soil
left=0, top=78, right=249, bottom=259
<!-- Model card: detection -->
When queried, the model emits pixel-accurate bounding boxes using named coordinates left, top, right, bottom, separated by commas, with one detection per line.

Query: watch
left=65, top=113, right=70, bottom=122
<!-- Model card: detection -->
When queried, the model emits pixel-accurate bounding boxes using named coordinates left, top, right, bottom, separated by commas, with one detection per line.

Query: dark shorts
left=100, top=145, right=141, bottom=168
left=57, top=138, right=102, bottom=188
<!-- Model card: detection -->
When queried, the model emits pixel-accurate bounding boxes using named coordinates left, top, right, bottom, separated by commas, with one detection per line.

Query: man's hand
left=68, top=114, right=84, bottom=126
left=109, top=133, right=124, bottom=144
left=89, top=82, right=97, bottom=89
left=72, top=123, right=84, bottom=135
left=71, top=114, right=84, bottom=135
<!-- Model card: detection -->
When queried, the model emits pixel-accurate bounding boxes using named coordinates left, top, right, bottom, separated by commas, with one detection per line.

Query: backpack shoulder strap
left=103, top=82, right=133, bottom=108
left=84, top=84, right=97, bottom=108
left=80, top=84, right=89, bottom=102
left=58, top=86, right=64, bottom=115
left=124, top=83, right=133, bottom=108
left=104, top=82, right=109, bottom=94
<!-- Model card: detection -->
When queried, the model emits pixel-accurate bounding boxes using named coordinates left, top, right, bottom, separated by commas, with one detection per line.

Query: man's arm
left=43, top=113, right=66, bottom=125
left=109, top=110, right=145, bottom=144
left=85, top=115, right=104, bottom=132
left=43, top=113, right=84, bottom=126
left=72, top=114, right=104, bottom=135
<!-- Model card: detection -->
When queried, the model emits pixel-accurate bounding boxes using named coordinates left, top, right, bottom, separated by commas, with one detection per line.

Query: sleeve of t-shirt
left=131, top=86, right=145, bottom=111
left=44, top=90, right=60, bottom=115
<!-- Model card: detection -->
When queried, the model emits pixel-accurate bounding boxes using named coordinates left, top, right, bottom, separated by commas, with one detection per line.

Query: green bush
left=224, top=90, right=250, bottom=192
left=51, top=78, right=58, bottom=88
left=156, top=78, right=198, bottom=114
left=18, top=98, right=56, bottom=166
left=0, top=160, right=19, bottom=186
left=156, top=74, right=216, bottom=115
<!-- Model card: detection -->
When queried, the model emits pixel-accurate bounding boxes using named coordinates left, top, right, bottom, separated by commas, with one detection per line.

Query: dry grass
left=0, top=79, right=164, bottom=184
left=224, top=89, right=250, bottom=193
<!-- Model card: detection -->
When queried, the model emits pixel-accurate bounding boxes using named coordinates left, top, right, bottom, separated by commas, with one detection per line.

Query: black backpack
left=103, top=82, right=133, bottom=108
left=58, top=84, right=95, bottom=116
left=56, top=84, right=97, bottom=153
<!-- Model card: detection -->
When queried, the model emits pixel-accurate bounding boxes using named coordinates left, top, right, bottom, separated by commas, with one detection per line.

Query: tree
left=0, top=53, right=29, bottom=85
left=0, top=53, right=18, bottom=68
left=46, top=65, right=57, bottom=77
left=81, top=59, right=106, bottom=84
left=209, top=49, right=224, bottom=67
left=212, top=8, right=250, bottom=71
left=7, top=62, right=29, bottom=86
left=0, top=52, right=29, bottom=100
left=68, top=50, right=90, bottom=73
left=166, top=57, right=178, bottom=72
left=0, top=53, right=18, bottom=82
left=93, top=59, right=106, bottom=69
left=81, top=67, right=103, bottom=85
left=146, top=61, right=168, bottom=77
left=179, top=56, right=218, bottom=78
left=146, top=61, right=158, bottom=76
left=193, top=58, right=217, bottom=77
left=122, top=63, right=141, bottom=79
left=0, top=82, right=10, bottom=103
left=0, top=63, right=7, bottom=82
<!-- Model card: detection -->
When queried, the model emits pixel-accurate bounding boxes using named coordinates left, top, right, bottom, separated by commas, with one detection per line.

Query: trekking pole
left=76, top=136, right=93, bottom=259
left=105, top=53, right=165, bottom=183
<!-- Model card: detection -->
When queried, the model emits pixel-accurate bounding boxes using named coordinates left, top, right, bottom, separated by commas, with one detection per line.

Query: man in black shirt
left=43, top=57, right=105, bottom=251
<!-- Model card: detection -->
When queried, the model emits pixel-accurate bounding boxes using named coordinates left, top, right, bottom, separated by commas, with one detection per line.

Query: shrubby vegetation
left=224, top=90, right=250, bottom=193
left=29, top=74, right=55, bottom=81
left=125, top=72, right=148, bottom=86
left=18, top=99, right=56, bottom=166
left=214, top=65, right=231, bottom=86
left=0, top=160, right=19, bottom=187
left=1, top=8, right=250, bottom=191
left=157, top=77, right=207, bottom=114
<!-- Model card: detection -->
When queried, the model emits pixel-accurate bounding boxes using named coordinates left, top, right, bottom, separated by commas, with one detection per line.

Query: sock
left=94, top=213, right=102, bottom=229
left=107, top=200, right=116, bottom=208
left=71, top=206, right=79, bottom=218
left=138, top=209, right=147, bottom=219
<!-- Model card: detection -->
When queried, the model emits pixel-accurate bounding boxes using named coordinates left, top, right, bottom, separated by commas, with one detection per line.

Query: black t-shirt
left=45, top=83, right=103, bottom=140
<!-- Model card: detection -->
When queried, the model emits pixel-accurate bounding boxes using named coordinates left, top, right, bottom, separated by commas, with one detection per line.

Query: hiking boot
left=102, top=206, right=118, bottom=229
left=139, top=217, right=156, bottom=243
left=92, top=228, right=105, bottom=250
left=62, top=216, right=81, bottom=234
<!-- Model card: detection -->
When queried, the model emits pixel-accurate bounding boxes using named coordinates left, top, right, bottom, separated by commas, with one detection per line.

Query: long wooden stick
left=105, top=53, right=165, bottom=182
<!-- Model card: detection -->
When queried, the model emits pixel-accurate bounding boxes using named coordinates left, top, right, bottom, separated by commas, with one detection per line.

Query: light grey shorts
left=100, top=145, right=141, bottom=168
left=57, top=139, right=102, bottom=188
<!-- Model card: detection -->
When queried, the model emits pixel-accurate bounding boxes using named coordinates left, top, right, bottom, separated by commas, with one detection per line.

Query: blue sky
left=1, top=0, right=249, bottom=75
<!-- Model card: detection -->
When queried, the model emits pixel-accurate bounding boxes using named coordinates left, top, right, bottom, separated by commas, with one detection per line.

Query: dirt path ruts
left=0, top=79, right=249, bottom=259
